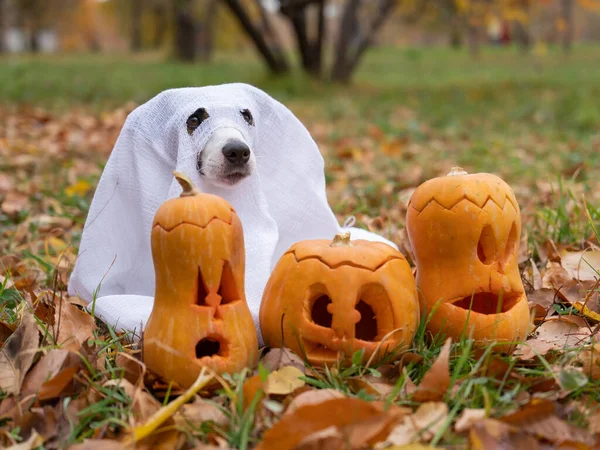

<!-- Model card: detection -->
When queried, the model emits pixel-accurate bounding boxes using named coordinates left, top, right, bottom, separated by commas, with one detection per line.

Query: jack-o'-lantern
left=143, top=172, right=258, bottom=387
left=259, top=232, right=419, bottom=367
left=405, top=167, right=531, bottom=348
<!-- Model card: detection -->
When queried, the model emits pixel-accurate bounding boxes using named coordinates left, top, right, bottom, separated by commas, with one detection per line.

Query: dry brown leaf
left=115, top=352, right=146, bottom=385
left=499, top=399, right=594, bottom=446
left=17, top=406, right=58, bottom=443
left=576, top=343, right=600, bottom=380
left=38, top=365, right=79, bottom=401
left=68, top=439, right=128, bottom=450
left=285, top=389, right=345, bottom=415
left=242, top=374, right=265, bottom=412
left=515, top=317, right=592, bottom=360
left=1, top=191, right=30, bottom=216
left=560, top=250, right=600, bottom=282
left=260, top=347, right=305, bottom=373
left=527, top=288, right=557, bottom=320
left=409, top=338, right=451, bottom=402
left=175, top=396, right=228, bottom=428
left=103, top=379, right=161, bottom=425
left=0, top=307, right=40, bottom=395
left=385, top=402, right=449, bottom=446
left=21, top=349, right=79, bottom=397
left=7, top=430, right=44, bottom=450
left=0, top=321, right=14, bottom=346
left=54, top=297, right=96, bottom=351
left=294, top=426, right=343, bottom=450
left=256, top=398, right=397, bottom=450
left=543, top=262, right=572, bottom=289
left=454, top=408, right=486, bottom=432
left=469, top=419, right=540, bottom=450
left=265, top=366, right=305, bottom=395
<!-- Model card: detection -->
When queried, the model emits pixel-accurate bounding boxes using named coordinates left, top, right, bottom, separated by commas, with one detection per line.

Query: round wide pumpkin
left=259, top=232, right=419, bottom=366
left=405, top=167, right=531, bottom=348
left=143, top=172, right=258, bottom=387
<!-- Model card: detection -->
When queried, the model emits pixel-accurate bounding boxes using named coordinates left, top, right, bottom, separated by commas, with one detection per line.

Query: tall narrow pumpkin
left=143, top=172, right=258, bottom=387
left=405, top=167, right=531, bottom=348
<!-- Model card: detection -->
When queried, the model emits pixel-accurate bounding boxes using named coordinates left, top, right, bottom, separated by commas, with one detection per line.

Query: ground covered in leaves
left=1, top=47, right=600, bottom=449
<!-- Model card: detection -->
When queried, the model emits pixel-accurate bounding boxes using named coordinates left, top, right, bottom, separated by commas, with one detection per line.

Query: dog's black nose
left=222, top=141, right=251, bottom=165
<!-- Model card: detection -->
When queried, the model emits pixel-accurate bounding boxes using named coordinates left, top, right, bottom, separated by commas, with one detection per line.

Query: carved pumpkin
left=405, top=167, right=531, bottom=347
left=259, top=232, right=419, bottom=367
left=143, top=172, right=258, bottom=387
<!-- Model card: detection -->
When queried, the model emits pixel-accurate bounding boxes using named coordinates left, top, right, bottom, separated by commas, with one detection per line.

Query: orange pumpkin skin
left=405, top=168, right=531, bottom=348
left=143, top=173, right=258, bottom=388
left=259, top=233, right=419, bottom=367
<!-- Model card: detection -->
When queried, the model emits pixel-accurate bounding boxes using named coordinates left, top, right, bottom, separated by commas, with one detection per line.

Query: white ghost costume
left=68, top=83, right=396, bottom=344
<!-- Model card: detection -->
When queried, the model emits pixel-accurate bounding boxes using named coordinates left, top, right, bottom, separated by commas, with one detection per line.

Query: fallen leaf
left=242, top=374, right=265, bottom=412
left=410, top=338, right=451, bottom=402
left=576, top=343, right=600, bottom=380
left=115, top=352, right=146, bottom=385
left=385, top=402, right=449, bottom=446
left=1, top=191, right=30, bottom=216
left=260, top=347, right=305, bottom=373
left=560, top=250, right=600, bottom=281
left=103, top=378, right=161, bottom=425
left=0, top=307, right=40, bottom=395
left=294, top=426, right=342, bottom=450
left=38, top=365, right=79, bottom=401
left=256, top=398, right=397, bottom=450
left=6, top=430, right=44, bottom=450
left=174, top=396, right=228, bottom=428
left=499, top=399, right=594, bottom=446
left=285, top=389, right=345, bottom=415
left=54, top=297, right=96, bottom=351
left=515, top=317, right=592, bottom=360
left=265, top=366, right=305, bottom=395
left=17, top=406, right=58, bottom=443
left=469, top=419, right=539, bottom=449
left=543, top=262, right=571, bottom=289
left=21, top=349, right=79, bottom=397
left=68, top=440, right=128, bottom=450
left=455, top=408, right=486, bottom=432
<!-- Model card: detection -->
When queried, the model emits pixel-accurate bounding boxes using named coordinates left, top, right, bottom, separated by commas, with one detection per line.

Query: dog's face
left=187, top=107, right=256, bottom=188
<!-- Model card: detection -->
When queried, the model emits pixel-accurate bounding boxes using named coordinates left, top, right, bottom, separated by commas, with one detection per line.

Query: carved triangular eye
left=217, top=261, right=238, bottom=304
left=501, top=222, right=518, bottom=266
left=477, top=224, right=496, bottom=265
left=196, top=268, right=209, bottom=306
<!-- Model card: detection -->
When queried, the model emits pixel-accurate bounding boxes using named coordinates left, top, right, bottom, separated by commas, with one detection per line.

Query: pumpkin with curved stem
left=143, top=171, right=258, bottom=387
left=259, top=232, right=419, bottom=367
left=405, top=167, right=531, bottom=348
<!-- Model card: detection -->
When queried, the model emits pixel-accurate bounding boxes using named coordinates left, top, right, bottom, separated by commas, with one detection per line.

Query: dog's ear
left=186, top=108, right=210, bottom=135
left=240, top=109, right=254, bottom=126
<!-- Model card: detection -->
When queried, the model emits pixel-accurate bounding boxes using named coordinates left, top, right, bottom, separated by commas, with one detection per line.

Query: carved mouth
left=451, top=292, right=521, bottom=315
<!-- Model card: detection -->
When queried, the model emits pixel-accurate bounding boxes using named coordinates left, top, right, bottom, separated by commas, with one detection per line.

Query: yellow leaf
left=65, top=180, right=91, bottom=197
left=265, top=366, right=305, bottom=395
left=46, top=236, right=68, bottom=253
left=573, top=302, right=600, bottom=323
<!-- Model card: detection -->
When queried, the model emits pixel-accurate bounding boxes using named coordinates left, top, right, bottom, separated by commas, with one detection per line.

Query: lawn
left=0, top=45, right=599, bottom=448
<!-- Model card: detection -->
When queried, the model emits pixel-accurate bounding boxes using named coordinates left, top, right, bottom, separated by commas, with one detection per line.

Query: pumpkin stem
left=448, top=166, right=468, bottom=176
left=330, top=231, right=352, bottom=247
left=173, top=171, right=200, bottom=197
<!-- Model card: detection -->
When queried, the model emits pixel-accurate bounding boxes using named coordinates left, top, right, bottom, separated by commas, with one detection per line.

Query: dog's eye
left=241, top=109, right=254, bottom=126
left=186, top=108, right=210, bottom=135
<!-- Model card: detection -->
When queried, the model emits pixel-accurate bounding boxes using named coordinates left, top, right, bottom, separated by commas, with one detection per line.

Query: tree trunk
left=131, top=0, right=143, bottom=52
left=0, top=0, right=6, bottom=52
left=152, top=2, right=168, bottom=49
left=174, top=0, right=196, bottom=62
left=222, top=0, right=288, bottom=73
left=467, top=23, right=480, bottom=58
left=561, top=0, right=573, bottom=53
left=332, top=0, right=396, bottom=83
left=197, top=0, right=218, bottom=61
left=281, top=1, right=324, bottom=76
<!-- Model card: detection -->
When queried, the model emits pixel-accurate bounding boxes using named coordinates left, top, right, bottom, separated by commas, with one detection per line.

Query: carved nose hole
left=355, top=300, right=377, bottom=341
left=311, top=295, right=333, bottom=328
left=217, top=261, right=238, bottom=304
left=195, top=338, right=221, bottom=358
left=196, top=268, right=209, bottom=306
left=500, top=222, right=518, bottom=266
left=477, top=224, right=496, bottom=265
